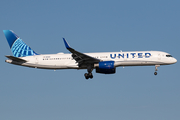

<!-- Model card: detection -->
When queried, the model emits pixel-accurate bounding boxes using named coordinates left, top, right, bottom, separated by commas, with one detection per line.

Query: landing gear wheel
left=84, top=73, right=93, bottom=79
left=154, top=72, right=157, bottom=75
left=84, top=73, right=89, bottom=79
left=89, top=73, right=93, bottom=79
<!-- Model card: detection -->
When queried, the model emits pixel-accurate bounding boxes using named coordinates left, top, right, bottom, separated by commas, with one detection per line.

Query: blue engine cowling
left=96, top=61, right=116, bottom=74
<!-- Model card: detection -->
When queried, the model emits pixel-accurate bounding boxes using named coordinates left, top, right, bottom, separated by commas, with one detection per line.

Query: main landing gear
left=84, top=73, right=93, bottom=79
left=154, top=65, right=160, bottom=75
left=84, top=65, right=93, bottom=79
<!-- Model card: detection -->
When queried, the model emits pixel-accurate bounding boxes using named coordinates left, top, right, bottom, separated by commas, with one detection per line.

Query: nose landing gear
left=154, top=65, right=160, bottom=75
left=154, top=72, right=157, bottom=75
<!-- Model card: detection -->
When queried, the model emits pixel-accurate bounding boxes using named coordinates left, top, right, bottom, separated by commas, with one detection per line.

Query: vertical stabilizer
left=3, top=30, right=39, bottom=57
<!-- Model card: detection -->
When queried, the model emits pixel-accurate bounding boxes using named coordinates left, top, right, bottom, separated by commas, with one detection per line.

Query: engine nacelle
left=95, top=61, right=116, bottom=74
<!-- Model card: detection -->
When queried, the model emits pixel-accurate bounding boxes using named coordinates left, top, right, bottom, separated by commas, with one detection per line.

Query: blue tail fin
left=3, top=30, right=39, bottom=57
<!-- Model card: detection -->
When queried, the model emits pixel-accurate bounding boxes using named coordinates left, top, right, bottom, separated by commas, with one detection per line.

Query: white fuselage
left=6, top=51, right=177, bottom=69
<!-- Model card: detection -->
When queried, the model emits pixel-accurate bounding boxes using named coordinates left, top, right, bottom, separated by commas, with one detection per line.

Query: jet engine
left=95, top=61, right=116, bottom=74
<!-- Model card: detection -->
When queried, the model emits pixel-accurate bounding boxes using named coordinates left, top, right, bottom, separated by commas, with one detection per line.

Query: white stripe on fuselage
left=6, top=51, right=176, bottom=69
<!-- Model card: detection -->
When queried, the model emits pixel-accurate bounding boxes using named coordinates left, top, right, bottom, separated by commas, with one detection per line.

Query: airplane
left=3, top=30, right=177, bottom=79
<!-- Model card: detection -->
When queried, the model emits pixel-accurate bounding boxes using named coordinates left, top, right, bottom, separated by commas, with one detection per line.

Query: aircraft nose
left=173, top=58, right=177, bottom=63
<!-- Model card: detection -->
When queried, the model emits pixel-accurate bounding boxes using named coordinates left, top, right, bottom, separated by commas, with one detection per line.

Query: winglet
left=63, top=38, right=71, bottom=49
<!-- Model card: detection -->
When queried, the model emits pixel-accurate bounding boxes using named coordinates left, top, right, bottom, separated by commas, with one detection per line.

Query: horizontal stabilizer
left=5, top=55, right=27, bottom=62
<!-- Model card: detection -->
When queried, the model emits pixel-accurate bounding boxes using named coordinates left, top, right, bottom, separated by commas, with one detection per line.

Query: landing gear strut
left=84, top=65, right=93, bottom=79
left=154, top=65, right=160, bottom=75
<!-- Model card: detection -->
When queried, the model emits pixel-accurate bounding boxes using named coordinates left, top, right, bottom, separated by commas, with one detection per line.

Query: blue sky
left=0, top=0, right=180, bottom=120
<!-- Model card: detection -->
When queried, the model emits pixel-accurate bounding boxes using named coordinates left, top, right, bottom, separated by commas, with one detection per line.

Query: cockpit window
left=166, top=55, right=173, bottom=57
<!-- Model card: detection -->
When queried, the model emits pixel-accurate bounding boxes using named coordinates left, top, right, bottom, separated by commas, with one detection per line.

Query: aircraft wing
left=63, top=38, right=101, bottom=66
left=5, top=55, right=27, bottom=62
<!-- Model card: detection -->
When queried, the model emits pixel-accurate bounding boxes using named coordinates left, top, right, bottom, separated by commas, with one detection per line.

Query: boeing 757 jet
left=3, top=30, right=177, bottom=79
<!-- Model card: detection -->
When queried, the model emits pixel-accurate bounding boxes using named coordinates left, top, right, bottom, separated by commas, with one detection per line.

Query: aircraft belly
left=6, top=59, right=78, bottom=69
left=23, top=62, right=78, bottom=69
